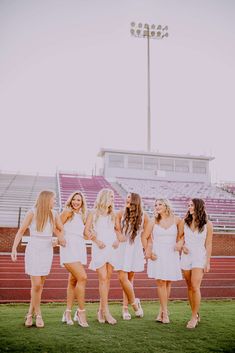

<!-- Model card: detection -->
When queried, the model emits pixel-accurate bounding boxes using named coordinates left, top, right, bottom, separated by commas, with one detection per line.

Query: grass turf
left=0, top=301, right=234, bottom=353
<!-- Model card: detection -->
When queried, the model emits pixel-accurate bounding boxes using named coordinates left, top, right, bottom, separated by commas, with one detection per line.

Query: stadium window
left=175, top=159, right=189, bottom=173
left=108, top=154, right=124, bottom=168
left=144, top=157, right=158, bottom=170
left=192, top=161, right=207, bottom=174
left=128, top=155, right=143, bottom=169
left=159, top=158, right=174, bottom=171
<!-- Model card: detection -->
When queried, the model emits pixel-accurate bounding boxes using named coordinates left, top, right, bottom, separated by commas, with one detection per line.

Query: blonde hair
left=93, top=188, right=115, bottom=223
left=64, top=191, right=87, bottom=224
left=34, top=190, right=55, bottom=232
left=155, top=198, right=173, bottom=222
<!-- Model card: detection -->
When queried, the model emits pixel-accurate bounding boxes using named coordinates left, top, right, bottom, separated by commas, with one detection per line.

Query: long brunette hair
left=121, top=193, right=143, bottom=243
left=185, top=198, right=208, bottom=233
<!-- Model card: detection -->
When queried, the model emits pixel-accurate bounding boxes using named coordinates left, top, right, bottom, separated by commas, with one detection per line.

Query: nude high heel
left=74, top=308, right=89, bottom=327
left=62, top=309, right=74, bottom=325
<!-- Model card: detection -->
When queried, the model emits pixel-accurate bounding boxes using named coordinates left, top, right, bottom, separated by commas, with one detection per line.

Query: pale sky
left=0, top=0, right=235, bottom=182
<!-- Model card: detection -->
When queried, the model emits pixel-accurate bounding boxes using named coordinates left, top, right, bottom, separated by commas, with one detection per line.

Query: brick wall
left=0, top=227, right=234, bottom=256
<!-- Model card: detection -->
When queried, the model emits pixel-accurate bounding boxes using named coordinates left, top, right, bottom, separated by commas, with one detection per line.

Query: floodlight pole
left=147, top=26, right=151, bottom=152
left=130, top=22, right=169, bottom=152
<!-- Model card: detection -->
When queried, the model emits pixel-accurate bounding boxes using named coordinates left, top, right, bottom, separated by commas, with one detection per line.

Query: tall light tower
left=130, top=22, right=169, bottom=152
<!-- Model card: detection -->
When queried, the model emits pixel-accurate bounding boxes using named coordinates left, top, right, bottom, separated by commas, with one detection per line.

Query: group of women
left=11, top=188, right=213, bottom=330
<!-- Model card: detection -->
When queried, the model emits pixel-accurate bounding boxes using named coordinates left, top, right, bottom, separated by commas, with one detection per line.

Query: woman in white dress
left=143, top=199, right=182, bottom=324
left=84, top=188, right=119, bottom=325
left=115, top=193, right=149, bottom=320
left=180, top=198, right=213, bottom=329
left=60, top=191, right=89, bottom=327
left=11, top=190, right=65, bottom=328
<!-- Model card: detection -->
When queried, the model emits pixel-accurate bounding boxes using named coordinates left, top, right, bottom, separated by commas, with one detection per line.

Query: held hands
left=96, top=240, right=106, bottom=249
left=174, top=242, right=182, bottom=252
left=150, top=252, right=157, bottom=261
left=89, top=231, right=97, bottom=241
left=11, top=249, right=17, bottom=262
left=52, top=238, right=59, bottom=247
left=59, top=237, right=66, bottom=247
left=112, top=240, right=119, bottom=249
left=145, top=249, right=157, bottom=261
left=182, top=245, right=189, bottom=255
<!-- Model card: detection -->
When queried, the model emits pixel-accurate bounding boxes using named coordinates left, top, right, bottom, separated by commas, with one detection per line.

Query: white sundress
left=60, top=213, right=87, bottom=266
left=147, top=223, right=182, bottom=280
left=89, top=214, right=119, bottom=271
left=114, top=216, right=145, bottom=273
left=25, top=208, right=55, bottom=276
left=181, top=224, right=207, bottom=270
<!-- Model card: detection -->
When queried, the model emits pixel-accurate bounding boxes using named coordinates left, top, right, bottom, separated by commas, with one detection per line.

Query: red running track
left=0, top=254, right=234, bottom=303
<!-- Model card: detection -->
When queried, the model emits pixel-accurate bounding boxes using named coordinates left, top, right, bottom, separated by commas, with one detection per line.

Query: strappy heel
left=35, top=314, right=44, bottom=328
left=24, top=313, right=33, bottom=327
left=62, top=309, right=74, bottom=325
left=131, top=298, right=144, bottom=318
left=186, top=317, right=198, bottom=329
left=162, top=311, right=170, bottom=324
left=97, top=310, right=105, bottom=324
left=122, top=306, right=131, bottom=320
left=104, top=311, right=117, bottom=325
left=74, top=308, right=89, bottom=328
left=155, top=312, right=163, bottom=322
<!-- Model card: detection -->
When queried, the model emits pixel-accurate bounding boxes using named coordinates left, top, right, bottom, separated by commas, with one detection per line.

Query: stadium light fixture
left=130, top=22, right=169, bottom=152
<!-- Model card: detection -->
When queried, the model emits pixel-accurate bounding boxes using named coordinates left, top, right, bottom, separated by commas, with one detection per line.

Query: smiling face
left=155, top=200, right=167, bottom=215
left=188, top=200, right=195, bottom=215
left=71, top=193, right=83, bottom=211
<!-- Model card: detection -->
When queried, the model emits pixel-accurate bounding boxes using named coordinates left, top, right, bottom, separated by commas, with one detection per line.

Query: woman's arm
left=204, top=221, right=213, bottom=272
left=141, top=216, right=156, bottom=260
left=175, top=217, right=184, bottom=251
left=11, top=211, right=34, bottom=261
left=83, top=212, right=96, bottom=240
left=54, top=212, right=66, bottom=247
left=83, top=212, right=105, bottom=249
left=141, top=214, right=152, bottom=250
left=114, top=210, right=126, bottom=242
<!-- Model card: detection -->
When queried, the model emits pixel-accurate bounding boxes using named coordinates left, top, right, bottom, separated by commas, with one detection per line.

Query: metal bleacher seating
left=0, top=172, right=58, bottom=227
left=117, top=177, right=235, bottom=233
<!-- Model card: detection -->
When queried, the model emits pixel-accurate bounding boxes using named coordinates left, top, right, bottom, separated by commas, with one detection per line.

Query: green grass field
left=0, top=301, right=234, bottom=353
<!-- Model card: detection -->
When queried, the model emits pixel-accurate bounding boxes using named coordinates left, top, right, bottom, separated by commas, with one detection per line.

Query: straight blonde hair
left=64, top=191, right=87, bottom=224
left=93, top=188, right=115, bottom=223
left=34, top=190, right=55, bottom=232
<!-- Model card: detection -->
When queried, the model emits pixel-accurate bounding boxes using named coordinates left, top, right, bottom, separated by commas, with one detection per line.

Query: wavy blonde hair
left=64, top=191, right=87, bottom=224
left=155, top=198, right=174, bottom=222
left=34, top=190, right=55, bottom=232
left=93, top=188, right=115, bottom=223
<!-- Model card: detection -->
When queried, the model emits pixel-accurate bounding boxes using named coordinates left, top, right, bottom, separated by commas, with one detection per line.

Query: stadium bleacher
left=116, top=177, right=235, bottom=232
left=0, top=173, right=58, bottom=227
left=58, top=173, right=125, bottom=210
left=1, top=172, right=235, bottom=233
